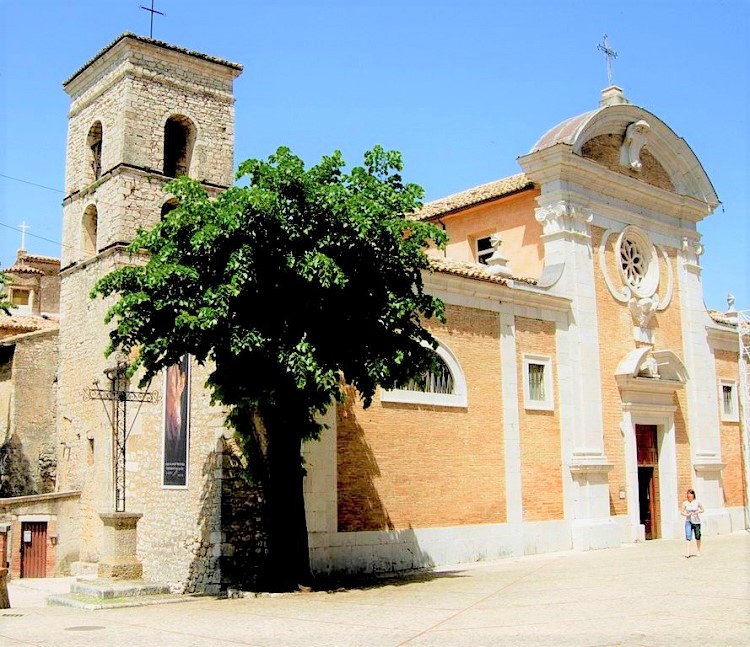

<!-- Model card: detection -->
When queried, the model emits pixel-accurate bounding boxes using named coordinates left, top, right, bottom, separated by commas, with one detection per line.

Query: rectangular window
left=11, top=289, right=30, bottom=306
left=719, top=380, right=738, bottom=422
left=476, top=236, right=493, bottom=264
left=528, top=363, right=546, bottom=400
left=523, top=355, right=554, bottom=411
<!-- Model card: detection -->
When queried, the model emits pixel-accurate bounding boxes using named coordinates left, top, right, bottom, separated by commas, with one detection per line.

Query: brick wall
left=580, top=134, right=675, bottom=192
left=592, top=226, right=690, bottom=514
left=515, top=316, right=562, bottom=521
left=714, top=348, right=744, bottom=506
left=337, top=304, right=505, bottom=531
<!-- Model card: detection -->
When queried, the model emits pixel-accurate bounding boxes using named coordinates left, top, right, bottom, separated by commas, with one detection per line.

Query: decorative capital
left=534, top=201, right=593, bottom=238
left=681, top=236, right=703, bottom=268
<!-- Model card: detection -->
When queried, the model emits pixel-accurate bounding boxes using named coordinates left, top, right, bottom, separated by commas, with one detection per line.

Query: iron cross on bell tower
left=140, top=0, right=165, bottom=39
left=89, top=361, right=158, bottom=512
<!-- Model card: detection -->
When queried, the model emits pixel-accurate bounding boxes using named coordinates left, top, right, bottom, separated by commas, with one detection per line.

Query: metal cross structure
left=140, top=0, right=165, bottom=39
left=597, top=34, right=618, bottom=87
left=18, top=221, right=29, bottom=250
left=88, top=361, right=157, bottom=512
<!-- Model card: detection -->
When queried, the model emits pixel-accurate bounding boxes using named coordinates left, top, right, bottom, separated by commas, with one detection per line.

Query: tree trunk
left=261, top=426, right=311, bottom=591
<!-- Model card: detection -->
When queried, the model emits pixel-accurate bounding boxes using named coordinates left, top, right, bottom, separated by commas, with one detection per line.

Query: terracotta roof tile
left=4, top=264, right=45, bottom=276
left=19, top=254, right=60, bottom=265
left=0, top=313, right=59, bottom=335
left=708, top=310, right=738, bottom=327
left=428, top=256, right=537, bottom=286
left=411, top=173, right=533, bottom=221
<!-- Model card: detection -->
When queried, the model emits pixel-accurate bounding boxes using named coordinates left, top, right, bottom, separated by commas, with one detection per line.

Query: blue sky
left=1, top=0, right=748, bottom=312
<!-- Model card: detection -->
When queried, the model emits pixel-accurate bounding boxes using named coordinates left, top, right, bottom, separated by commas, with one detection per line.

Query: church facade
left=1, top=33, right=746, bottom=590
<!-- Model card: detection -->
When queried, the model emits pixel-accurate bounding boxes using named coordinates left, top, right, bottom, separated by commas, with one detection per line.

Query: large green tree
left=92, top=146, right=447, bottom=590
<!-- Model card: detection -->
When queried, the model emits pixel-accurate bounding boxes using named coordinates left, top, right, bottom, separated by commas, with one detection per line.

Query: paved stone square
left=2, top=532, right=748, bottom=647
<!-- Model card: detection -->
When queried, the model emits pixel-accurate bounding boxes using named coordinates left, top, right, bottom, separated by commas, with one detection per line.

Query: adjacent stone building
left=3, top=32, right=747, bottom=588
left=0, top=252, right=67, bottom=576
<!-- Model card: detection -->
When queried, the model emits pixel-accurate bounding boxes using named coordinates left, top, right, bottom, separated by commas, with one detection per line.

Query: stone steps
left=46, top=578, right=197, bottom=610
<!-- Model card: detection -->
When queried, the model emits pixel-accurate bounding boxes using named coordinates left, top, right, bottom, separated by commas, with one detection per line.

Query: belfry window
left=87, top=121, right=103, bottom=181
left=82, top=204, right=98, bottom=258
left=163, top=115, right=196, bottom=178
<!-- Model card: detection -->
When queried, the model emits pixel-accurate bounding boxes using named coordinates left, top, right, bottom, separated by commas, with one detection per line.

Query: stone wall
left=0, top=330, right=58, bottom=496
left=56, top=34, right=248, bottom=590
left=0, top=491, right=81, bottom=577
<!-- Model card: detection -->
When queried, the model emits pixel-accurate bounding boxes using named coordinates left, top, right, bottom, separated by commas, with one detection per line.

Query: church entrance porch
left=616, top=348, right=688, bottom=543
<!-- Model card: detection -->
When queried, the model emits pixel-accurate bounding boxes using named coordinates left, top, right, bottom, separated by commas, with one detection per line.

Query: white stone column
left=535, top=199, right=618, bottom=549
left=303, top=406, right=338, bottom=575
left=499, top=310, right=523, bottom=557
left=677, top=238, right=730, bottom=532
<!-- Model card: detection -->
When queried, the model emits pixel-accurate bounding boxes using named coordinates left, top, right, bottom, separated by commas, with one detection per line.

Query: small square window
left=476, top=236, right=493, bottom=265
left=11, top=289, right=30, bottom=306
left=719, top=380, right=739, bottom=422
left=523, top=355, right=554, bottom=411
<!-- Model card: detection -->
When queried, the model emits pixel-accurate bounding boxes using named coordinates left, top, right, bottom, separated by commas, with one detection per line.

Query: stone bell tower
left=56, top=33, right=242, bottom=581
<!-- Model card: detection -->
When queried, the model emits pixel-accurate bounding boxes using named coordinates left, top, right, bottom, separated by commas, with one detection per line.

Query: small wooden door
left=636, top=425, right=660, bottom=540
left=20, top=522, right=47, bottom=578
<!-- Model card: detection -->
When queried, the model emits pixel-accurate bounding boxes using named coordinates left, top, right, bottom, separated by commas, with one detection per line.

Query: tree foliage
left=92, top=146, right=447, bottom=589
left=0, top=273, right=13, bottom=315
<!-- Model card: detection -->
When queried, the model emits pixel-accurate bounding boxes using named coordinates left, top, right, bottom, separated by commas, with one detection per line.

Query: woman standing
left=681, top=489, right=704, bottom=557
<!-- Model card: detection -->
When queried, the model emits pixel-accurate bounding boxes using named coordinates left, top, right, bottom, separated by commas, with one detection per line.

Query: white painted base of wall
left=726, top=506, right=749, bottom=533
left=309, top=520, right=579, bottom=577
left=614, top=515, right=646, bottom=543
left=700, top=508, right=733, bottom=536
left=571, top=517, right=620, bottom=550
left=523, top=520, right=572, bottom=555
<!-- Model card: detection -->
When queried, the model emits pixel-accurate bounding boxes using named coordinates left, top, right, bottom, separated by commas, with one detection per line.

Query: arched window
left=380, top=340, right=467, bottom=407
left=82, top=204, right=98, bottom=258
left=163, top=115, right=196, bottom=178
left=87, top=121, right=103, bottom=181
left=161, top=198, right=180, bottom=220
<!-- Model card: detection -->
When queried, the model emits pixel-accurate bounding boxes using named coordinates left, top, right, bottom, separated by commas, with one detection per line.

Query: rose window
left=620, top=238, right=645, bottom=288
left=616, top=226, right=659, bottom=298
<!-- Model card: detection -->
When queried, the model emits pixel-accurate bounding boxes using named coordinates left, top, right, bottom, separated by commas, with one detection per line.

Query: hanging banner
left=163, top=354, right=190, bottom=487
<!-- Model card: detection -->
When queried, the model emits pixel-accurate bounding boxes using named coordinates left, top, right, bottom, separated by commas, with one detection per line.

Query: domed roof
left=522, top=86, right=719, bottom=206
left=531, top=110, right=597, bottom=153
